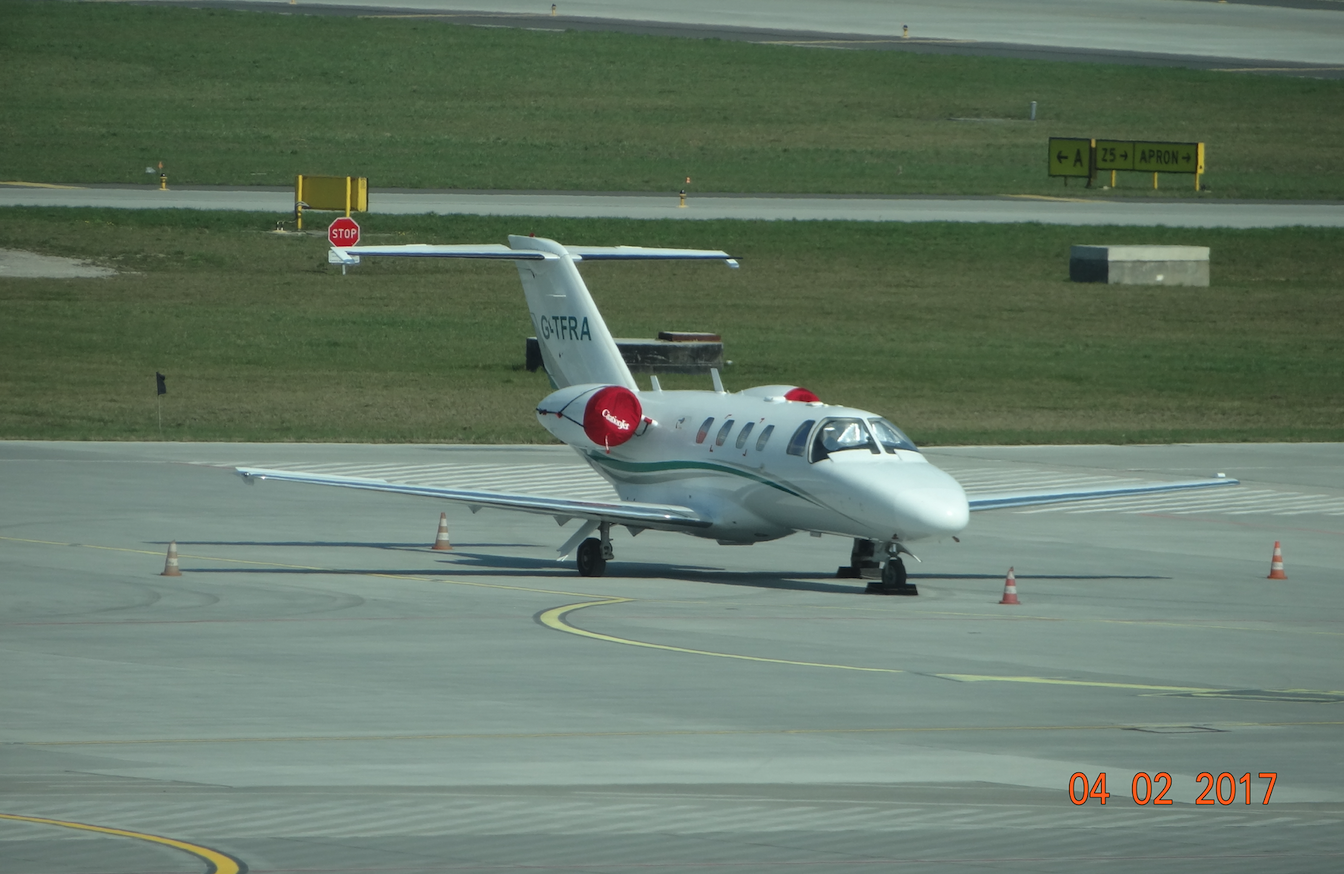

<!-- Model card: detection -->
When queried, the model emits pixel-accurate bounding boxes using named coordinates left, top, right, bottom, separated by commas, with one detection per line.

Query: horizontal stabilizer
left=330, top=244, right=552, bottom=262
left=236, top=467, right=711, bottom=530
left=969, top=476, right=1239, bottom=512
left=328, top=242, right=737, bottom=266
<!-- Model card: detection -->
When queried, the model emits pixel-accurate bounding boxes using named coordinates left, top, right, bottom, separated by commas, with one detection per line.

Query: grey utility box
left=1070, top=245, right=1210, bottom=286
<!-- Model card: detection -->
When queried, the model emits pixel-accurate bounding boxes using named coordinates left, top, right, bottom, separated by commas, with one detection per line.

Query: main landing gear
left=839, top=538, right=918, bottom=596
left=576, top=521, right=614, bottom=577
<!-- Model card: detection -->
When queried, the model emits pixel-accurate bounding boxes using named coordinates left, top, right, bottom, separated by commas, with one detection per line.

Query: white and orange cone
left=1267, top=541, right=1287, bottom=580
left=161, top=540, right=182, bottom=577
left=431, top=512, right=453, bottom=551
left=999, top=566, right=1020, bottom=605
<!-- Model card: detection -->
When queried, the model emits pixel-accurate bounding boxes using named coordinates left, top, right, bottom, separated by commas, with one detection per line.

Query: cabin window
left=755, top=424, right=775, bottom=452
left=786, top=420, right=815, bottom=456
left=696, top=417, right=714, bottom=444
left=735, top=421, right=755, bottom=450
left=715, top=420, right=735, bottom=446
left=810, top=417, right=879, bottom=462
left=869, top=418, right=919, bottom=453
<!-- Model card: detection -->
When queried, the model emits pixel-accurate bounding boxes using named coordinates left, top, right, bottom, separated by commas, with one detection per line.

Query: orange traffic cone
left=999, top=567, right=1020, bottom=604
left=161, top=540, right=182, bottom=577
left=431, top=512, right=453, bottom=551
left=1267, top=541, right=1287, bottom=580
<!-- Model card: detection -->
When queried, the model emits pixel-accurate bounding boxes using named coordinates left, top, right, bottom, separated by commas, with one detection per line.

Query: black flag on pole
left=156, top=372, right=167, bottom=396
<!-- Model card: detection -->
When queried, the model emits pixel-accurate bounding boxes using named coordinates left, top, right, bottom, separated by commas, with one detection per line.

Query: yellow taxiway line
left=539, top=598, right=905, bottom=672
left=0, top=814, right=244, bottom=874
left=0, top=181, right=86, bottom=189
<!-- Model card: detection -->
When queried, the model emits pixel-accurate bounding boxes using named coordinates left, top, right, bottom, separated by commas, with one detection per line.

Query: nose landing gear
left=842, top=538, right=918, bottom=596
left=868, top=554, right=917, bottom=596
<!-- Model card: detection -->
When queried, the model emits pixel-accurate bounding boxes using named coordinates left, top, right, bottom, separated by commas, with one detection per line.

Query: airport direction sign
left=1095, top=140, right=1136, bottom=171
left=1048, top=137, right=1093, bottom=178
left=1134, top=141, right=1204, bottom=174
left=328, top=216, right=361, bottom=248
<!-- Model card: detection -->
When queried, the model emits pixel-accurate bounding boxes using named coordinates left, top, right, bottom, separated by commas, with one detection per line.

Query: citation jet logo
left=602, top=408, right=632, bottom=431
left=535, top=314, right=593, bottom=341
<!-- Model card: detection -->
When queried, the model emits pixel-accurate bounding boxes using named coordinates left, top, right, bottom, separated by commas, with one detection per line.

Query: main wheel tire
left=576, top=537, right=607, bottom=577
left=882, top=557, right=907, bottom=588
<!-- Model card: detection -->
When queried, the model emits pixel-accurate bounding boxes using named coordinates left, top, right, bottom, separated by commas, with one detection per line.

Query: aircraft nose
left=892, top=477, right=970, bottom=540
left=876, top=465, right=969, bottom=541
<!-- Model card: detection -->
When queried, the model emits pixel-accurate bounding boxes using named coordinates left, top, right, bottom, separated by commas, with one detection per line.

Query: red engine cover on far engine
left=583, top=385, right=643, bottom=448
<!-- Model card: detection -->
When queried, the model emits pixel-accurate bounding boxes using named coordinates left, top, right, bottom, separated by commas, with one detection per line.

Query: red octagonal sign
left=328, top=217, right=360, bottom=248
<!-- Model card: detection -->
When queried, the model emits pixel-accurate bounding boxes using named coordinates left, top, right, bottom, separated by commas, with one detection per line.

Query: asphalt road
left=3, top=440, right=1342, bottom=873
left=5, top=184, right=1344, bottom=227
left=160, top=0, right=1344, bottom=67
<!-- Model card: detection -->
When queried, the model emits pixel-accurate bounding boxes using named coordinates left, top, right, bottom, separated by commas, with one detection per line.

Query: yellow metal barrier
left=294, top=175, right=368, bottom=229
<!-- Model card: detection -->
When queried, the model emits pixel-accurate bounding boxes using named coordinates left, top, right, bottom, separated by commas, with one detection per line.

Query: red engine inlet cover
left=583, top=385, right=643, bottom=448
left=784, top=386, right=820, bottom=403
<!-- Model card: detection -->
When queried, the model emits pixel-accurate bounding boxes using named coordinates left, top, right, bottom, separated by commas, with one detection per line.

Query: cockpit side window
left=869, top=418, right=919, bottom=453
left=810, top=417, right=878, bottom=462
left=695, top=417, right=714, bottom=444
left=735, top=421, right=755, bottom=450
left=786, top=420, right=815, bottom=456
left=715, top=420, right=735, bottom=447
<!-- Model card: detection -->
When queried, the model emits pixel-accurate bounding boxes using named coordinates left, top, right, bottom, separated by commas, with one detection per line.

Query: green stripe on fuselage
left=585, top=452, right=815, bottom=503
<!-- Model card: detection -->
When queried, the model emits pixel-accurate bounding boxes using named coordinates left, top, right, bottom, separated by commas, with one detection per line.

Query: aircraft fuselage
left=556, top=388, right=971, bottom=547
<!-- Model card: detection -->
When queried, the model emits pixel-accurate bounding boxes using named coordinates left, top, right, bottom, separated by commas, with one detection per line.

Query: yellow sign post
left=1094, top=140, right=1135, bottom=188
left=1047, top=138, right=1093, bottom=183
left=1055, top=140, right=1205, bottom=190
left=1133, top=142, right=1204, bottom=190
left=294, top=175, right=368, bottom=229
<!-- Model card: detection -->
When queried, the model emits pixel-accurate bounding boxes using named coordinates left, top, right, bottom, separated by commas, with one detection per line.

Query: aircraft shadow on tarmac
left=171, top=548, right=1167, bottom=593
left=919, top=573, right=1167, bottom=581
left=159, top=540, right=535, bottom=550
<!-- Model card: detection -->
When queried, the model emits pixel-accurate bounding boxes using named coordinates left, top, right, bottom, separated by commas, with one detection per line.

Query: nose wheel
left=866, top=554, right=919, bottom=596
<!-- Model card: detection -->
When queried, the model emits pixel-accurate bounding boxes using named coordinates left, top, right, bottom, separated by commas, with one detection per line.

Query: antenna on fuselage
left=710, top=368, right=725, bottom=393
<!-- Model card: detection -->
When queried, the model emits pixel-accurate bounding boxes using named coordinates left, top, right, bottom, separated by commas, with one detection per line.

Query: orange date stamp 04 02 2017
left=1069, top=772, right=1278, bottom=806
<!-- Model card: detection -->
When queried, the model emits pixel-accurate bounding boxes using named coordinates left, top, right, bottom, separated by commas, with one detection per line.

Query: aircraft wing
left=968, top=476, right=1238, bottom=512
left=566, top=246, right=738, bottom=267
left=235, top=467, right=711, bottom=532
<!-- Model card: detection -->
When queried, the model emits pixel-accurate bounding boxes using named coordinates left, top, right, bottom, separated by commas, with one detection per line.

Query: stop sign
left=328, top=217, right=360, bottom=248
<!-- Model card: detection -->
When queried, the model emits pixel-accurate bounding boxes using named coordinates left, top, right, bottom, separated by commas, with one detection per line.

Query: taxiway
left=3, top=440, right=1342, bottom=872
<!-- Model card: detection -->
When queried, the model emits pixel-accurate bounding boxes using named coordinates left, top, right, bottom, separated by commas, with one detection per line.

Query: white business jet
left=237, top=235, right=1237, bottom=593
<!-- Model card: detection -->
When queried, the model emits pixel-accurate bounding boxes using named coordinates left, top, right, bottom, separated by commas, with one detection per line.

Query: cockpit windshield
left=810, top=417, right=878, bottom=461
left=868, top=418, right=919, bottom=453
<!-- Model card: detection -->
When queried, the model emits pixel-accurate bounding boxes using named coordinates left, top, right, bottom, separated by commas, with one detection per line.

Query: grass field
left=2, top=208, right=1340, bottom=445
left=2, top=1, right=1342, bottom=199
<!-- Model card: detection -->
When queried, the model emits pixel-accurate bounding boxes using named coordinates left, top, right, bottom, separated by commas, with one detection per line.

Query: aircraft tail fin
left=333, top=236, right=736, bottom=390
left=508, top=235, right=634, bottom=390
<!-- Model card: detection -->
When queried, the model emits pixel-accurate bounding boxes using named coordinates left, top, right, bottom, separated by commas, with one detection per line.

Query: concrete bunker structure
left=1070, top=245, right=1209, bottom=286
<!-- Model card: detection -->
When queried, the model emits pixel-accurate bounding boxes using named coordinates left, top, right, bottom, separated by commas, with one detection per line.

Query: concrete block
left=1070, top=245, right=1209, bottom=286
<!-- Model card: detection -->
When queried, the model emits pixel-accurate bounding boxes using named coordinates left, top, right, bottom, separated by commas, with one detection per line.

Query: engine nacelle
left=536, top=383, right=645, bottom=451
